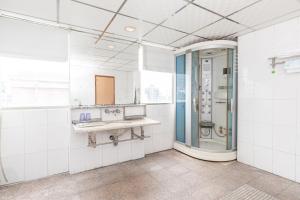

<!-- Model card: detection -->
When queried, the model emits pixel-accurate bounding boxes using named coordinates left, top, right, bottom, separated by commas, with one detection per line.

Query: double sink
left=75, top=120, right=131, bottom=128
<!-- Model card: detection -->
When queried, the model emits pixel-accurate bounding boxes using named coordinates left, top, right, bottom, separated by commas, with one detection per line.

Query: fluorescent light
left=0, top=10, right=69, bottom=29
left=124, top=26, right=136, bottom=32
left=141, top=41, right=176, bottom=51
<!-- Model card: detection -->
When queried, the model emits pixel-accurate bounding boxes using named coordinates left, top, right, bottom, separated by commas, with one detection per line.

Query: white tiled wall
left=238, top=16, right=300, bottom=183
left=0, top=108, right=70, bottom=184
left=69, top=104, right=175, bottom=174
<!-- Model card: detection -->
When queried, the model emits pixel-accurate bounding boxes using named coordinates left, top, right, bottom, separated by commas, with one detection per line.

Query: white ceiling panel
left=163, top=4, right=221, bottom=33
left=193, top=0, right=260, bottom=16
left=70, top=55, right=109, bottom=62
left=107, top=15, right=155, bottom=40
left=250, top=9, right=300, bottom=31
left=103, top=33, right=137, bottom=43
left=120, top=61, right=138, bottom=70
left=70, top=32, right=97, bottom=47
left=72, top=46, right=117, bottom=57
left=92, top=48, right=117, bottom=58
left=120, top=0, right=186, bottom=24
left=229, top=0, right=300, bottom=28
left=101, top=62, right=123, bottom=69
left=123, top=43, right=139, bottom=54
left=143, top=26, right=186, bottom=45
left=60, top=0, right=114, bottom=30
left=171, top=35, right=204, bottom=47
left=194, top=19, right=246, bottom=39
left=96, top=39, right=130, bottom=52
left=74, top=0, right=125, bottom=12
left=115, top=52, right=138, bottom=60
left=0, top=0, right=57, bottom=21
left=108, top=57, right=132, bottom=65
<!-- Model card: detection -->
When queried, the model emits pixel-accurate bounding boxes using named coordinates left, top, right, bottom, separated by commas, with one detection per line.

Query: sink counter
left=73, top=118, right=160, bottom=133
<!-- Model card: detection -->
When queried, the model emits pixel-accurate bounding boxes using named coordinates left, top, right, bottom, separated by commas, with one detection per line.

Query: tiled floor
left=1, top=150, right=300, bottom=200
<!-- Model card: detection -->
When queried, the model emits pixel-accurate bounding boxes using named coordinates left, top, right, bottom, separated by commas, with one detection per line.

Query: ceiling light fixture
left=141, top=41, right=176, bottom=51
left=124, top=26, right=136, bottom=32
left=107, top=45, right=115, bottom=49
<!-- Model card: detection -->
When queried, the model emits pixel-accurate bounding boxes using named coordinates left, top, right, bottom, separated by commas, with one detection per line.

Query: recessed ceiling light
left=107, top=45, right=115, bottom=49
left=124, top=26, right=136, bottom=32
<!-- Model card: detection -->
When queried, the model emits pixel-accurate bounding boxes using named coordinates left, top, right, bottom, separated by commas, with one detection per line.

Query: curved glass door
left=175, top=55, right=186, bottom=143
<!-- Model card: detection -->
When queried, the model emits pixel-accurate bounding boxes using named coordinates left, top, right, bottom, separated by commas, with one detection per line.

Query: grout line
left=95, top=0, right=128, bottom=44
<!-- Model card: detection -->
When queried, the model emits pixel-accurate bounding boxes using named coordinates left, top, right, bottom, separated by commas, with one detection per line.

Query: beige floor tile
left=0, top=149, right=297, bottom=200
left=248, top=173, right=293, bottom=196
left=277, top=182, right=300, bottom=200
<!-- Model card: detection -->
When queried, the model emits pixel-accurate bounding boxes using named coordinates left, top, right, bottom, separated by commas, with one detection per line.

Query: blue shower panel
left=176, top=55, right=186, bottom=143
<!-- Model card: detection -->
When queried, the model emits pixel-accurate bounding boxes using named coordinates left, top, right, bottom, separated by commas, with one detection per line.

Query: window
left=0, top=56, right=69, bottom=107
left=140, top=70, right=173, bottom=104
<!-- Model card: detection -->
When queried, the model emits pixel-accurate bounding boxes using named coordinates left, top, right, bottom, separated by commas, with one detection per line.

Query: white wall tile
left=273, top=100, right=297, bottom=125
left=253, top=123, right=272, bottom=148
left=25, top=152, right=47, bottom=181
left=131, top=140, right=145, bottom=160
left=47, top=125, right=70, bottom=150
left=23, top=109, right=47, bottom=126
left=47, top=149, right=69, bottom=176
left=69, top=147, right=102, bottom=174
left=70, top=132, right=88, bottom=148
left=238, top=120, right=253, bottom=143
left=273, top=150, right=295, bottom=181
left=238, top=99, right=253, bottom=121
left=253, top=80, right=273, bottom=99
left=118, top=141, right=132, bottom=163
left=144, top=135, right=154, bottom=154
left=102, top=144, right=118, bottom=167
left=237, top=141, right=253, bottom=165
left=252, top=100, right=272, bottom=123
left=254, top=146, right=273, bottom=173
left=1, top=127, right=25, bottom=157
left=47, top=108, right=70, bottom=126
left=296, top=155, right=300, bottom=183
left=1, top=110, right=24, bottom=128
left=273, top=124, right=296, bottom=154
left=2, top=155, right=24, bottom=183
left=25, top=125, right=47, bottom=154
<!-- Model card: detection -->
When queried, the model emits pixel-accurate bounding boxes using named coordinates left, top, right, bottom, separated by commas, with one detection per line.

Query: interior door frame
left=95, top=75, right=115, bottom=105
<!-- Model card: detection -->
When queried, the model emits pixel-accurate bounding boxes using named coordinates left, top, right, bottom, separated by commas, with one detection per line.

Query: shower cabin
left=174, top=40, right=237, bottom=161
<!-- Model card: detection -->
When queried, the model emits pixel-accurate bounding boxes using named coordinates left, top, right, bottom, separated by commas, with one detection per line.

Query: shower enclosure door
left=191, top=51, right=199, bottom=147
left=226, top=48, right=237, bottom=150
left=176, top=55, right=186, bottom=143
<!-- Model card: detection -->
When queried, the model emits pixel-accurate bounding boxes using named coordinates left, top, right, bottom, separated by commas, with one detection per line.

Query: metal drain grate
left=220, top=184, right=279, bottom=200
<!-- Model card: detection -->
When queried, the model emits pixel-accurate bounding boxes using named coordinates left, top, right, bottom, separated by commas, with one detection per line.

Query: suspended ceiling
left=1, top=0, right=300, bottom=71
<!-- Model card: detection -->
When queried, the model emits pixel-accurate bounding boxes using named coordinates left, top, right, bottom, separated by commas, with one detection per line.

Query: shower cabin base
left=174, top=142, right=237, bottom=162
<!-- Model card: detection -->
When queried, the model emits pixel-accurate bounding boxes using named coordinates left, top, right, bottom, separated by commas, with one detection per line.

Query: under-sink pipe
left=0, top=110, right=8, bottom=183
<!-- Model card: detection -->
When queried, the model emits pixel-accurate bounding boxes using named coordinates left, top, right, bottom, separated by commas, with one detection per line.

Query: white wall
left=0, top=108, right=70, bottom=184
left=238, top=17, right=300, bottom=182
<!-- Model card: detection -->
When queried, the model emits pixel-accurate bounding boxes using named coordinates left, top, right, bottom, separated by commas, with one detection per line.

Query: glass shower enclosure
left=175, top=41, right=237, bottom=161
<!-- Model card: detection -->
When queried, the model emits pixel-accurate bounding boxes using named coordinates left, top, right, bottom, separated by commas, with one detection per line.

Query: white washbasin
left=75, top=121, right=107, bottom=128
left=73, top=118, right=160, bottom=134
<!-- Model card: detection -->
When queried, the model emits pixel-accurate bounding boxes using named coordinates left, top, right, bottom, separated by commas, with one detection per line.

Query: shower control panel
left=201, top=58, right=212, bottom=122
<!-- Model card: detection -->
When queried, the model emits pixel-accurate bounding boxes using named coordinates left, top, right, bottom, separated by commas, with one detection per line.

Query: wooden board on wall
left=95, top=75, right=115, bottom=105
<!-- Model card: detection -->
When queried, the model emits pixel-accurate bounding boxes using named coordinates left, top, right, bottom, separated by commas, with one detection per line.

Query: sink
left=76, top=121, right=107, bottom=128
